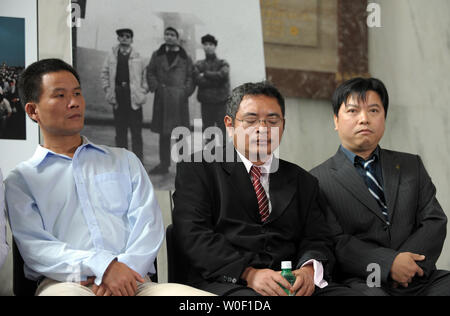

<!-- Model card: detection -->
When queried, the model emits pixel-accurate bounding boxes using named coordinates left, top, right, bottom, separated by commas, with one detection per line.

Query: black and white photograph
left=74, top=0, right=266, bottom=190
left=0, top=16, right=26, bottom=140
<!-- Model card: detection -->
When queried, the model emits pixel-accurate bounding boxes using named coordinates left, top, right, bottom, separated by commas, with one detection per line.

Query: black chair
left=150, top=259, right=158, bottom=283
left=165, top=224, right=189, bottom=284
left=12, top=240, right=37, bottom=296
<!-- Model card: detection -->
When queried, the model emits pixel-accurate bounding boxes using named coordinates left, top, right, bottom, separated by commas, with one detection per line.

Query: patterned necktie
left=250, top=166, right=270, bottom=222
left=363, top=157, right=390, bottom=225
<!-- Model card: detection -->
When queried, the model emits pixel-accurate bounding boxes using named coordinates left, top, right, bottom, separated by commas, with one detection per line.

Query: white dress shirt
left=5, top=137, right=164, bottom=285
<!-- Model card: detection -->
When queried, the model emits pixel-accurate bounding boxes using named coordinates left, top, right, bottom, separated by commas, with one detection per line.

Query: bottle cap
left=281, top=261, right=292, bottom=269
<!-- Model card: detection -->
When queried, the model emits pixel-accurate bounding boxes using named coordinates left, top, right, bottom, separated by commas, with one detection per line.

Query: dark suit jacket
left=172, top=150, right=335, bottom=294
left=310, top=148, right=447, bottom=285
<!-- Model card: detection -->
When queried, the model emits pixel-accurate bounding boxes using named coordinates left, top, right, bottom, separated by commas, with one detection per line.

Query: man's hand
left=390, top=252, right=425, bottom=288
left=102, top=259, right=145, bottom=296
left=92, top=283, right=113, bottom=296
left=292, top=264, right=315, bottom=296
left=241, top=267, right=292, bottom=296
left=80, top=276, right=95, bottom=287
left=79, top=277, right=112, bottom=296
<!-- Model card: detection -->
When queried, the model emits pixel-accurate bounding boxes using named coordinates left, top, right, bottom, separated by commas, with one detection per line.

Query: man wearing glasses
left=101, top=28, right=148, bottom=162
left=172, top=81, right=358, bottom=296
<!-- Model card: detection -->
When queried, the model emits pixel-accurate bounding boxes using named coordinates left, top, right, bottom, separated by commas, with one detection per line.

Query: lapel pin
left=396, top=164, right=400, bottom=170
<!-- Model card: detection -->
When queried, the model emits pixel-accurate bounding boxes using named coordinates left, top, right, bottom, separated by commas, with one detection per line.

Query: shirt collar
left=340, top=145, right=380, bottom=165
left=165, top=45, right=180, bottom=53
left=28, top=136, right=107, bottom=168
left=236, top=149, right=273, bottom=175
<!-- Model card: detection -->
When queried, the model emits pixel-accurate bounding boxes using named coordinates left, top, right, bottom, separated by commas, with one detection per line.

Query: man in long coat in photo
left=146, top=27, right=195, bottom=175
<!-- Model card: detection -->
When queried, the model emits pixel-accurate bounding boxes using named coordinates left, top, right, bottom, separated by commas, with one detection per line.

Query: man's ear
left=333, top=114, right=339, bottom=131
left=25, top=102, right=39, bottom=123
left=224, top=115, right=234, bottom=139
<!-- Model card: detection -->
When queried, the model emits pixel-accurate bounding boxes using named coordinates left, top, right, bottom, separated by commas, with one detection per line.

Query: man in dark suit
left=310, top=77, right=450, bottom=296
left=172, top=81, right=358, bottom=296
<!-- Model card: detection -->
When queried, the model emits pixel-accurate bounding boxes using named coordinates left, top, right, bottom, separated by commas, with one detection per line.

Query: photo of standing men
left=146, top=27, right=195, bottom=175
left=100, top=28, right=148, bottom=162
left=75, top=0, right=266, bottom=190
left=194, top=34, right=230, bottom=146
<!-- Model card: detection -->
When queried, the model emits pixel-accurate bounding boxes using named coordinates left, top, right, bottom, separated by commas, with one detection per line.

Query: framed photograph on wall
left=0, top=0, right=39, bottom=177
left=74, top=0, right=266, bottom=190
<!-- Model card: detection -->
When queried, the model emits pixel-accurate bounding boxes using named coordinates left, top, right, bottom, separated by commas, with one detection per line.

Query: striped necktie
left=363, top=157, right=390, bottom=225
left=250, top=166, right=270, bottom=223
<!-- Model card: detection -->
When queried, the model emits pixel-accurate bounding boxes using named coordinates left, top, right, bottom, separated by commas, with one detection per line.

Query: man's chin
left=248, top=145, right=273, bottom=161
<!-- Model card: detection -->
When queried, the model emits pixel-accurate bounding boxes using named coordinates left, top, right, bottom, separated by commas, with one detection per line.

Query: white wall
left=369, top=0, right=450, bottom=269
left=279, top=0, right=450, bottom=270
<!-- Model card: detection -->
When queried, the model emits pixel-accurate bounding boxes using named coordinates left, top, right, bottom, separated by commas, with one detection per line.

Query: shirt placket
left=72, top=150, right=105, bottom=251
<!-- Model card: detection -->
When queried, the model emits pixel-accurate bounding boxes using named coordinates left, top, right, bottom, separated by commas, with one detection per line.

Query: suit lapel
left=331, top=149, right=386, bottom=222
left=380, top=149, right=400, bottom=222
left=268, top=159, right=296, bottom=223
left=221, top=156, right=296, bottom=223
left=221, top=157, right=260, bottom=223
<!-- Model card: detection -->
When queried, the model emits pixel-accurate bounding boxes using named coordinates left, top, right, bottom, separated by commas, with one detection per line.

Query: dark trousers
left=159, top=133, right=184, bottom=169
left=114, top=86, right=143, bottom=161
left=159, top=133, right=172, bottom=169
left=200, top=282, right=361, bottom=296
left=344, top=270, right=450, bottom=296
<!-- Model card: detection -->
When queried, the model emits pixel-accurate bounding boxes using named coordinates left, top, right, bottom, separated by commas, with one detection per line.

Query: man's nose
left=68, top=96, right=81, bottom=109
left=359, top=110, right=369, bottom=124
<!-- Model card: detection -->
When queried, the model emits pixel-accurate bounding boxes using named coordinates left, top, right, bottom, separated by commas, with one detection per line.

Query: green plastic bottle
left=281, top=261, right=296, bottom=296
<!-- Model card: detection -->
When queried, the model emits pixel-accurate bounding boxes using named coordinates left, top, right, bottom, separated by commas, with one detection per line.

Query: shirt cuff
left=301, top=259, right=328, bottom=289
left=84, top=251, right=117, bottom=286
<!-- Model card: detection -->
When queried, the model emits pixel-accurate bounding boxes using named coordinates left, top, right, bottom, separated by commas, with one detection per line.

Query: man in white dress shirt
left=5, top=58, right=213, bottom=296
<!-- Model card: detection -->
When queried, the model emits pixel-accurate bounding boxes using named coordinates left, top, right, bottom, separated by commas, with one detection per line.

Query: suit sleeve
left=311, top=174, right=399, bottom=284
left=172, top=161, right=254, bottom=283
left=397, top=155, right=447, bottom=277
left=326, top=198, right=399, bottom=283
left=295, top=178, right=336, bottom=281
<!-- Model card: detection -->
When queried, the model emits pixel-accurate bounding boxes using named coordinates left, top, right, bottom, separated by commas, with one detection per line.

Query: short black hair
left=165, top=27, right=179, bottom=39
left=226, top=81, right=285, bottom=119
left=18, top=58, right=80, bottom=108
left=201, top=34, right=218, bottom=46
left=332, top=77, right=389, bottom=117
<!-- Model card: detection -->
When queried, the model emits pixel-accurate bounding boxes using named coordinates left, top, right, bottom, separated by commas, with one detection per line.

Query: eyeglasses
left=119, top=34, right=132, bottom=39
left=235, top=117, right=284, bottom=128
